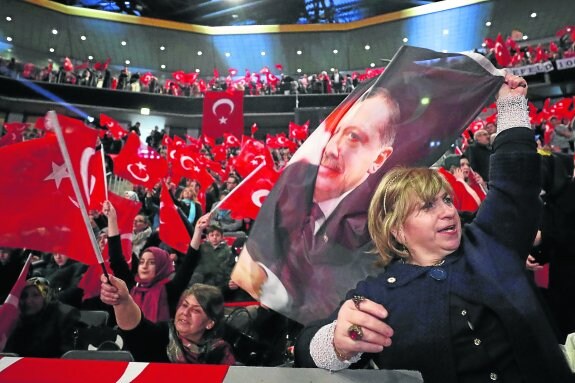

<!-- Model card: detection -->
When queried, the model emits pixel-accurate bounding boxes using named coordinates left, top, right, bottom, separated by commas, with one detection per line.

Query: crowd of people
left=1, top=27, right=575, bottom=382
left=2, top=25, right=574, bottom=99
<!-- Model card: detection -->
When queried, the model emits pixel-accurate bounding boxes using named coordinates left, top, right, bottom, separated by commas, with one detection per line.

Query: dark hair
left=207, top=224, right=223, bottom=235
left=179, top=284, right=225, bottom=336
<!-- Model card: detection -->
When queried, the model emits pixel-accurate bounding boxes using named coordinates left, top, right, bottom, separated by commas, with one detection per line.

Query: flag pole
left=100, top=145, right=109, bottom=200
left=48, top=111, right=110, bottom=282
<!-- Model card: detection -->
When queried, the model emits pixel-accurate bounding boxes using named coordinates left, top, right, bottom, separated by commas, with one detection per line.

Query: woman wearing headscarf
left=5, top=277, right=81, bottom=358
left=100, top=277, right=235, bottom=364
left=102, top=200, right=205, bottom=322
left=294, top=75, right=574, bottom=381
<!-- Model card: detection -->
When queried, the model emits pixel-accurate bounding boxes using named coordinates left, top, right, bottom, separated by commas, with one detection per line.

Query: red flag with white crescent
left=202, top=91, right=244, bottom=140
left=159, top=185, right=192, bottom=254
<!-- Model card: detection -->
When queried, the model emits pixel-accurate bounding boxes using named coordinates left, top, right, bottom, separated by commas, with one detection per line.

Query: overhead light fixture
left=121, top=41, right=127, bottom=46
left=140, top=107, right=150, bottom=115
left=232, top=14, right=238, bottom=19
left=403, top=37, right=409, bottom=43
left=88, top=55, right=93, bottom=60
left=161, top=64, right=166, bottom=69
left=260, top=51, right=266, bottom=56
left=523, top=35, right=528, bottom=40
left=530, top=12, right=537, bottom=18
left=6, top=36, right=12, bottom=42
left=160, top=46, right=165, bottom=51
left=296, top=50, right=302, bottom=55
left=197, top=51, right=202, bottom=55
left=81, top=35, right=86, bottom=41
left=125, top=59, right=130, bottom=65
left=49, top=48, right=54, bottom=52
left=333, top=49, right=338, bottom=54
left=6, top=16, right=12, bottom=22
left=225, top=52, right=231, bottom=57
left=297, top=68, right=302, bottom=73
left=442, top=29, right=449, bottom=35
left=195, top=68, right=200, bottom=73
left=370, top=63, right=375, bottom=67
left=52, top=29, right=58, bottom=35
left=485, top=21, right=492, bottom=27
left=364, top=45, right=370, bottom=50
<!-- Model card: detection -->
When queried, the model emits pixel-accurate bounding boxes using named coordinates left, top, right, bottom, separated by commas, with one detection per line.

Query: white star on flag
left=136, top=162, right=147, bottom=171
left=44, top=162, right=70, bottom=188
left=218, top=116, right=228, bottom=124
left=194, top=166, right=200, bottom=172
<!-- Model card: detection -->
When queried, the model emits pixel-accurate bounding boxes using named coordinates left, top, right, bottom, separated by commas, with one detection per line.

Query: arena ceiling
left=52, top=0, right=445, bottom=26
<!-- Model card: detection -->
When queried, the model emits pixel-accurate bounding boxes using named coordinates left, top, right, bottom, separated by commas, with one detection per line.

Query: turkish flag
left=218, top=163, right=280, bottom=220
left=0, top=255, right=32, bottom=351
left=234, top=137, right=274, bottom=178
left=100, top=114, right=128, bottom=140
left=159, top=185, right=191, bottom=254
left=63, top=57, right=74, bottom=72
left=113, top=133, right=168, bottom=189
left=202, top=91, right=244, bottom=140
left=288, top=121, right=310, bottom=141
left=0, top=112, right=101, bottom=265
left=78, top=191, right=139, bottom=301
left=0, top=122, right=28, bottom=148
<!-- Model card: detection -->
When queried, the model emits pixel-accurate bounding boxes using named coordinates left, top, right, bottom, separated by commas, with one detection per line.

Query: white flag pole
left=100, top=145, right=109, bottom=200
left=48, top=111, right=109, bottom=280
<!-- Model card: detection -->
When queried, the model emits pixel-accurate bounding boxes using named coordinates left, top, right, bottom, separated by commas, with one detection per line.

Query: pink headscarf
left=131, top=247, right=175, bottom=323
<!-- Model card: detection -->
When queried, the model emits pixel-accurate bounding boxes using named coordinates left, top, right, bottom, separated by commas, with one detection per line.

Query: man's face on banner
left=314, top=94, right=395, bottom=202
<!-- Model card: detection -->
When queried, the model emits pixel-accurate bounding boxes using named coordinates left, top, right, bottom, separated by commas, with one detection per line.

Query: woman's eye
left=422, top=201, right=434, bottom=210
left=443, top=195, right=453, bottom=205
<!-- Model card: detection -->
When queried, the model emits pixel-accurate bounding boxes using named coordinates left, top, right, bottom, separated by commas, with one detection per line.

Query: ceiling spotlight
left=161, top=64, right=166, bottom=69
left=197, top=51, right=202, bottom=55
left=6, top=16, right=12, bottom=22
left=195, top=68, right=200, bottom=73
left=49, top=48, right=54, bottom=52
left=232, top=14, right=238, bottom=19
left=125, top=59, right=130, bottom=65
left=160, top=46, right=165, bottom=51
left=403, top=37, right=409, bottom=43
left=6, top=36, right=12, bottom=42
left=296, top=50, right=302, bottom=55
left=482, top=42, right=486, bottom=47
left=530, top=12, right=537, bottom=18
left=330, top=67, right=335, bottom=72
left=370, top=62, right=375, bottom=67
left=225, top=52, right=231, bottom=57
left=80, top=35, right=86, bottom=41
left=442, top=29, right=449, bottom=35
left=121, top=41, right=127, bottom=46
left=523, top=35, right=528, bottom=40
left=52, top=29, right=58, bottom=35
left=261, top=51, right=266, bottom=56
left=333, top=49, right=338, bottom=54
left=297, top=68, right=302, bottom=73
left=485, top=21, right=492, bottom=27
left=364, top=45, right=370, bottom=50
left=88, top=55, right=93, bottom=60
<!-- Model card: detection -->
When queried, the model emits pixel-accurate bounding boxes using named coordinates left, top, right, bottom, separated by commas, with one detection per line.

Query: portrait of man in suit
left=231, top=46, right=506, bottom=325
left=233, top=86, right=401, bottom=325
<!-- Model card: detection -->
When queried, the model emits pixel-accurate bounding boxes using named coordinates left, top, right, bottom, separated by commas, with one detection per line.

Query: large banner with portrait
left=231, top=46, right=506, bottom=325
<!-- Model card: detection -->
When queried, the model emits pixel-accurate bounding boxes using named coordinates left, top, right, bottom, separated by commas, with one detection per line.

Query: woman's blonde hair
left=368, top=167, right=453, bottom=266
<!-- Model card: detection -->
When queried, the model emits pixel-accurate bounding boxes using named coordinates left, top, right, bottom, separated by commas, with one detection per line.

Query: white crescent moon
left=159, top=202, right=166, bottom=224
left=180, top=155, right=194, bottom=171
left=127, top=163, right=150, bottom=182
left=169, top=149, right=177, bottom=160
left=212, top=98, right=234, bottom=116
left=251, top=189, right=270, bottom=208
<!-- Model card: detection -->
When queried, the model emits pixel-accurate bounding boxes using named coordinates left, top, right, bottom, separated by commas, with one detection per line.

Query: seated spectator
left=100, top=276, right=235, bottom=365
left=177, top=186, right=203, bottom=227
left=132, top=213, right=152, bottom=259
left=5, top=277, right=81, bottom=358
left=439, top=154, right=486, bottom=215
left=103, top=200, right=203, bottom=321
left=38, top=253, right=87, bottom=308
left=188, top=224, right=235, bottom=293
left=464, top=129, right=492, bottom=182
